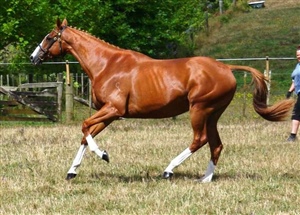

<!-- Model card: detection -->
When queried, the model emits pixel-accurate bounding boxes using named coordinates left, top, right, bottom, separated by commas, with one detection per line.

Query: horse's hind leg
left=198, top=108, right=226, bottom=183
left=198, top=126, right=220, bottom=183
left=162, top=103, right=226, bottom=182
left=162, top=148, right=193, bottom=179
left=163, top=105, right=208, bottom=179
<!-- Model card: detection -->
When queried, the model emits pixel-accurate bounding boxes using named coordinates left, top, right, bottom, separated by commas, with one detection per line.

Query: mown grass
left=1, top=2, right=300, bottom=213
left=1, top=96, right=300, bottom=214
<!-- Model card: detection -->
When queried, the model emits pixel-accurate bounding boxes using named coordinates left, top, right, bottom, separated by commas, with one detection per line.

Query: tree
left=0, top=0, right=55, bottom=75
left=0, top=0, right=216, bottom=75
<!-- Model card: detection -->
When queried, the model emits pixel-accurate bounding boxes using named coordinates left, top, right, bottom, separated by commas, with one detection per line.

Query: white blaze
left=30, top=34, right=48, bottom=59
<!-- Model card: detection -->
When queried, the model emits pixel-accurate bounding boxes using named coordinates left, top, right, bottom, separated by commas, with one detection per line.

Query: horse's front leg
left=66, top=104, right=120, bottom=180
left=85, top=131, right=109, bottom=162
left=66, top=144, right=87, bottom=180
left=66, top=123, right=110, bottom=180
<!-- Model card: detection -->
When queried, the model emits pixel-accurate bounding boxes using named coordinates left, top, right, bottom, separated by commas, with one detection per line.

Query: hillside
left=263, top=0, right=299, bottom=9
left=194, top=0, right=300, bottom=91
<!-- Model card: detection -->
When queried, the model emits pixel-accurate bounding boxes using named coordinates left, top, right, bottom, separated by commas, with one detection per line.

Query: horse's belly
left=126, top=96, right=189, bottom=118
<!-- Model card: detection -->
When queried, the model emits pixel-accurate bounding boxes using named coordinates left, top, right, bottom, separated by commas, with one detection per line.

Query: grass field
left=2, top=2, right=300, bottom=214
left=1, top=104, right=300, bottom=214
left=195, top=0, right=300, bottom=92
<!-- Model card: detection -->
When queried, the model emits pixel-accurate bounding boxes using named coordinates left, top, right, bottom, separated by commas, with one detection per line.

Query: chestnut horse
left=30, top=19, right=293, bottom=182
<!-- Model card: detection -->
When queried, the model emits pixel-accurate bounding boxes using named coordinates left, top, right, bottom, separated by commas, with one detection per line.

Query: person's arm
left=286, top=81, right=295, bottom=98
left=289, top=82, right=295, bottom=92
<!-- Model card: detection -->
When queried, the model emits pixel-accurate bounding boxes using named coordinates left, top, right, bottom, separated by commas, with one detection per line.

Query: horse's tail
left=228, top=64, right=294, bottom=121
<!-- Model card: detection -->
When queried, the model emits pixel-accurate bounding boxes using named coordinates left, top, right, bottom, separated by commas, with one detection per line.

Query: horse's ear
left=61, top=18, right=68, bottom=27
left=56, top=18, right=62, bottom=28
left=56, top=18, right=67, bottom=29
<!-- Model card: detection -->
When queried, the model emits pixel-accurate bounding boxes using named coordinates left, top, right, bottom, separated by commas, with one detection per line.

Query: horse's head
left=30, top=18, right=68, bottom=65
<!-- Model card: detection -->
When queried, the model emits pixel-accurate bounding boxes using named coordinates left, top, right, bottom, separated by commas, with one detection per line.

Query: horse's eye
left=46, top=36, right=52, bottom=41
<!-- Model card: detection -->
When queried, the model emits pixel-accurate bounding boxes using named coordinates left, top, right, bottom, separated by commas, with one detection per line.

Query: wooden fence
left=0, top=72, right=92, bottom=122
left=0, top=82, right=63, bottom=122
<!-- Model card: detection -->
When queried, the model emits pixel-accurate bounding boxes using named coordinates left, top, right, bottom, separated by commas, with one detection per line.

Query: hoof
left=66, top=173, right=77, bottom=180
left=102, top=150, right=109, bottom=163
left=162, top=171, right=173, bottom=179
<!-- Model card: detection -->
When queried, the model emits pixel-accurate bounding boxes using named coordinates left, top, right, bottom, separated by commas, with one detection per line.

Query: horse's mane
left=66, top=25, right=152, bottom=60
left=68, top=26, right=122, bottom=51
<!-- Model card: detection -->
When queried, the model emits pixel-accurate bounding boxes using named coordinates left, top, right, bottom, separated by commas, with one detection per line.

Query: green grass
left=195, top=1, right=300, bottom=92
left=196, top=1, right=300, bottom=59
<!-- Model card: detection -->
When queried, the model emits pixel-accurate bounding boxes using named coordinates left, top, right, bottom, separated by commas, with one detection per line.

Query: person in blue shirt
left=286, top=46, right=300, bottom=141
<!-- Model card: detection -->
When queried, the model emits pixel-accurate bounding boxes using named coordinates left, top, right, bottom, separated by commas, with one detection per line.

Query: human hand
left=286, top=91, right=292, bottom=99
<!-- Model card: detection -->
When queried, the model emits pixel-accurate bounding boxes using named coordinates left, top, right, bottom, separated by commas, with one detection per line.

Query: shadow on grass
left=83, top=171, right=200, bottom=183
left=75, top=169, right=299, bottom=184
left=82, top=170, right=265, bottom=184
left=213, top=172, right=263, bottom=182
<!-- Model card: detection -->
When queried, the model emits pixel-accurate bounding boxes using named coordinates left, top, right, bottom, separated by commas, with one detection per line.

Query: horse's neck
left=66, top=28, right=119, bottom=81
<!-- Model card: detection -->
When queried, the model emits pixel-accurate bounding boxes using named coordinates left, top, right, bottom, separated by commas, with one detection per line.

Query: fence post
left=243, top=71, right=247, bottom=117
left=89, top=79, right=92, bottom=116
left=0, top=75, right=2, bottom=100
left=75, top=73, right=78, bottom=96
left=65, top=72, right=74, bottom=123
left=219, top=0, right=223, bottom=14
left=81, top=73, right=84, bottom=97
left=66, top=60, right=70, bottom=85
left=18, top=74, right=22, bottom=86
left=6, top=74, right=9, bottom=86
left=57, top=73, right=63, bottom=122
left=264, top=56, right=271, bottom=105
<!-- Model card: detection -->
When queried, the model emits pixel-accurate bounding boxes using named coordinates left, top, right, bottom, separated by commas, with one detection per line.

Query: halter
left=38, top=26, right=67, bottom=60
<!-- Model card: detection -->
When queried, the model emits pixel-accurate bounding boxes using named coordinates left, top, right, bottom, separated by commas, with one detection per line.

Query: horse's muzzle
left=30, top=55, right=43, bottom=65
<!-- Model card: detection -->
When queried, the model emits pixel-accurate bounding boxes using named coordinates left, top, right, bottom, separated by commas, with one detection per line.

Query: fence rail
left=1, top=56, right=294, bottom=93
left=0, top=81, right=63, bottom=122
left=0, top=57, right=297, bottom=122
